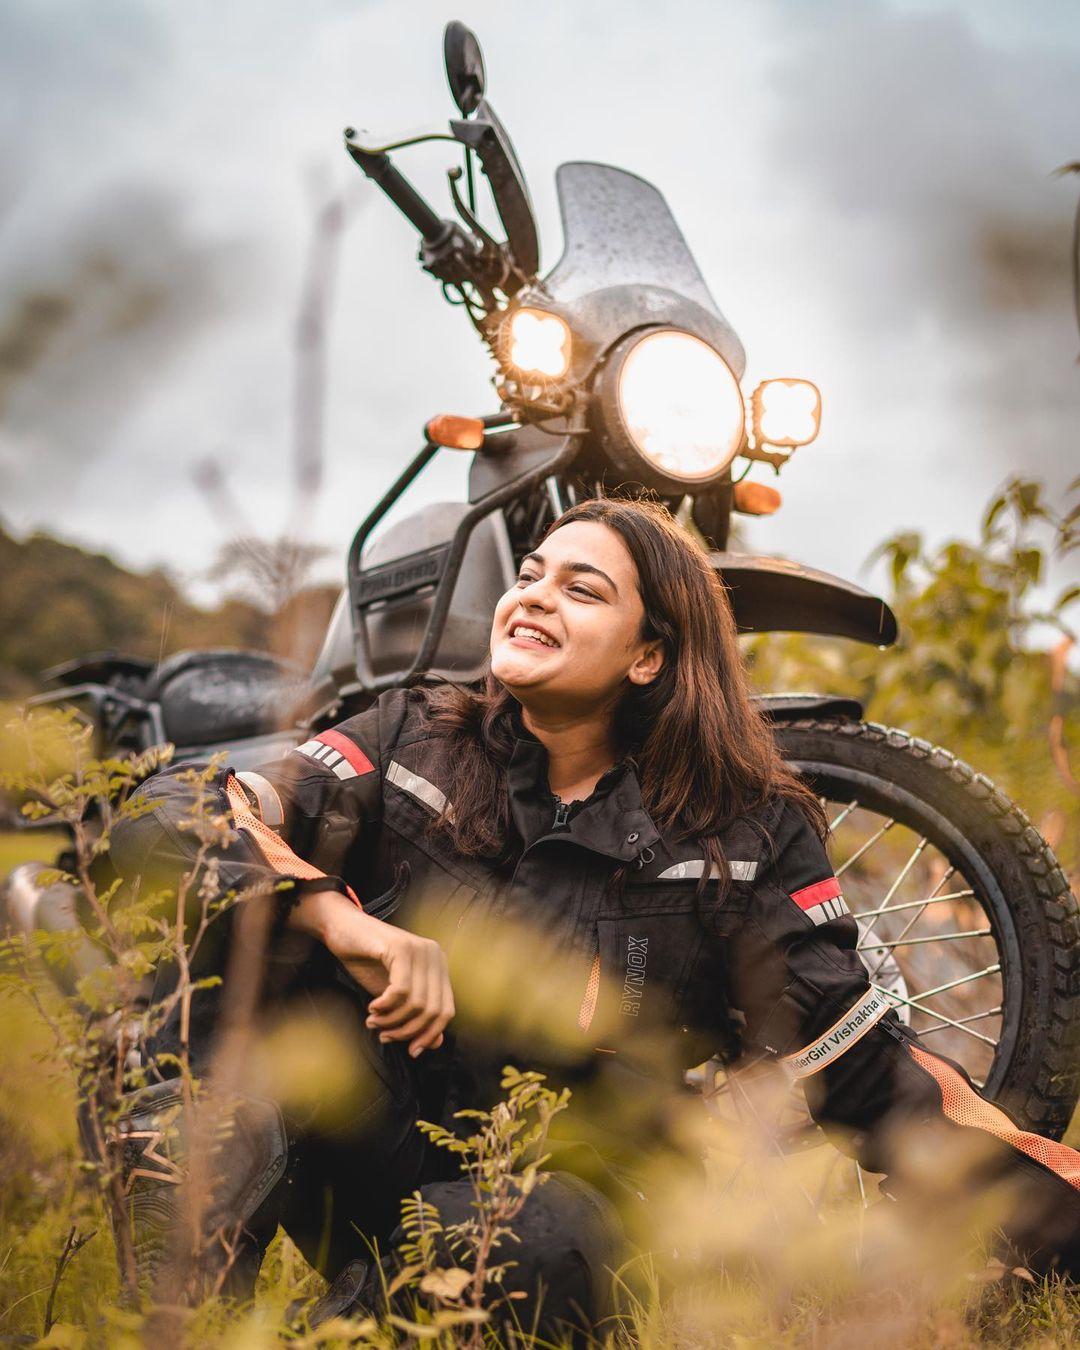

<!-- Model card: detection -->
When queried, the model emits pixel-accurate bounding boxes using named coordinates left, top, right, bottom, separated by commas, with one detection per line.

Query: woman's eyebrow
left=521, top=552, right=619, bottom=595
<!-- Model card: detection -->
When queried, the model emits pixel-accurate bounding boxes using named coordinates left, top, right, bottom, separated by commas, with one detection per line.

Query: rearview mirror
left=444, top=20, right=486, bottom=116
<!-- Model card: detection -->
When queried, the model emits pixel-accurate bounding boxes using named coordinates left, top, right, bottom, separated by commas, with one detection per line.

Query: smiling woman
left=492, top=522, right=663, bottom=717
left=107, top=496, right=1080, bottom=1336
left=425, top=496, right=822, bottom=865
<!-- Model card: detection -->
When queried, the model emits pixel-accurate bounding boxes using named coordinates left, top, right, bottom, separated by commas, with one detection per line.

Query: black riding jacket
left=115, top=687, right=1080, bottom=1268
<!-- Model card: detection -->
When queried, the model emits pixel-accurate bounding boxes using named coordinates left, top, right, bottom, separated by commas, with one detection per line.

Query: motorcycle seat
left=147, top=649, right=310, bottom=748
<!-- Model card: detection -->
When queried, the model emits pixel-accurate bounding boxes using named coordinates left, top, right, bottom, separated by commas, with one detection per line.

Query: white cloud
left=1, top=0, right=1077, bottom=609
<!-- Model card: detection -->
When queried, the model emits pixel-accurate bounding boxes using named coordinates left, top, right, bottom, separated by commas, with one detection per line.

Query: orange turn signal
left=732, top=481, right=782, bottom=516
left=425, top=414, right=485, bottom=451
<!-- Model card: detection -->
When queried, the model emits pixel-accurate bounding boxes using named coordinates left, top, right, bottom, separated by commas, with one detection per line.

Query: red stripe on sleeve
left=790, top=876, right=843, bottom=910
left=316, top=729, right=375, bottom=776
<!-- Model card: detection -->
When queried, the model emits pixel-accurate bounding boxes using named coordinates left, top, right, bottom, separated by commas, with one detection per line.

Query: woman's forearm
left=285, top=889, right=392, bottom=963
left=285, top=888, right=356, bottom=944
left=282, top=889, right=453, bottom=1053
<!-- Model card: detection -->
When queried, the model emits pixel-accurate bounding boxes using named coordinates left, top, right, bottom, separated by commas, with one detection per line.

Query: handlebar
left=344, top=132, right=452, bottom=246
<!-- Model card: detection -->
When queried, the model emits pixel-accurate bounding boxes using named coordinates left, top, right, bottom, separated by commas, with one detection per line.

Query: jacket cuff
left=291, top=875, right=361, bottom=906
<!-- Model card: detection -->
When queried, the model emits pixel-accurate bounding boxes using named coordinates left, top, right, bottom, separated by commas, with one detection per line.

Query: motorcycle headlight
left=594, top=328, right=745, bottom=491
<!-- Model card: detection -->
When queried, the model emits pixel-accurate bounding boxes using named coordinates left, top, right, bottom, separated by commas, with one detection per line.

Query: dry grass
left=2, top=825, right=1079, bottom=1347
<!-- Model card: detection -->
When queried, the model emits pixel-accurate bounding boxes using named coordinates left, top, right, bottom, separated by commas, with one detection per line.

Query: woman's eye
left=516, top=573, right=538, bottom=587
left=569, top=584, right=599, bottom=599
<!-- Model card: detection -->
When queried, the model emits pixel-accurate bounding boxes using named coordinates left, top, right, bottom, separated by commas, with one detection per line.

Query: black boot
left=113, top=1080, right=288, bottom=1302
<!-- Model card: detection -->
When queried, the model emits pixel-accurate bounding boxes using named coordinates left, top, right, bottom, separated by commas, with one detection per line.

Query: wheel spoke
left=913, top=963, right=1001, bottom=1002
left=728, top=740, right=1043, bottom=1218
left=827, top=799, right=859, bottom=835
left=857, top=928, right=992, bottom=952
left=916, top=1007, right=1002, bottom=1037
left=852, top=886, right=973, bottom=922
left=872, top=982, right=999, bottom=1046
left=835, top=818, right=895, bottom=876
left=859, top=838, right=936, bottom=982
left=876, top=836, right=930, bottom=913
left=713, top=1154, right=750, bottom=1203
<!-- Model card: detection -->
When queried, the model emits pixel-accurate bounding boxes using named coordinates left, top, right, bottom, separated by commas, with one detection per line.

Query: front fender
left=752, top=692, right=864, bottom=722
left=711, top=553, right=898, bottom=647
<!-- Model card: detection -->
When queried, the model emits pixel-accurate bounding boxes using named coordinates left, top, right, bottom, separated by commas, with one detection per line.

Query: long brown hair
left=423, top=498, right=825, bottom=886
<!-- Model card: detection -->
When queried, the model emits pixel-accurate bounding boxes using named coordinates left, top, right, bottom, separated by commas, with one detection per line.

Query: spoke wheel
left=697, top=718, right=1080, bottom=1213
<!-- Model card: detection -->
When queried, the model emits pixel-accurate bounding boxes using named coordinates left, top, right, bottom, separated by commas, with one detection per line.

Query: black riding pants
left=158, top=950, right=625, bottom=1339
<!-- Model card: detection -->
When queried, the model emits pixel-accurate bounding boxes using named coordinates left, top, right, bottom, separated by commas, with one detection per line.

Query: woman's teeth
left=511, top=625, right=558, bottom=648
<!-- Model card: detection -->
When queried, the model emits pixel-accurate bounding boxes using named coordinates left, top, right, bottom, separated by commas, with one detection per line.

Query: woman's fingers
left=376, top=962, right=440, bottom=1037
left=406, top=963, right=455, bottom=1056
left=408, top=1006, right=453, bottom=1057
left=364, top=936, right=453, bottom=1055
left=399, top=1000, right=452, bottom=1057
left=367, top=982, right=410, bottom=1016
left=388, top=960, right=441, bottom=1038
left=368, top=973, right=423, bottom=1027
left=367, top=941, right=420, bottom=1017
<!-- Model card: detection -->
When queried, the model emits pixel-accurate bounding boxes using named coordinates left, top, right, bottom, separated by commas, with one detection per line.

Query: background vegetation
left=0, top=521, right=338, bottom=702
left=0, top=475, right=1077, bottom=1346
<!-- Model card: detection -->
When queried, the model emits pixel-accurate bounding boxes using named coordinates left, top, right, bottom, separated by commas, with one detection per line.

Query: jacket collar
left=505, top=724, right=662, bottom=865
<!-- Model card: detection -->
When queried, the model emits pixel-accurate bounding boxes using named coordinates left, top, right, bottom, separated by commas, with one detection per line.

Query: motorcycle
left=6, top=22, right=1078, bottom=1185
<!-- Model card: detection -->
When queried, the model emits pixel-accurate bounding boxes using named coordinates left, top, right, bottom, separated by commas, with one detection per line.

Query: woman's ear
left=627, top=640, right=665, bottom=686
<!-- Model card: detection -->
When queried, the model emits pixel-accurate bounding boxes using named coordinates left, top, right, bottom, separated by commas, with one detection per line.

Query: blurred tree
left=188, top=183, right=355, bottom=670
left=0, top=521, right=336, bottom=697
left=747, top=476, right=1080, bottom=868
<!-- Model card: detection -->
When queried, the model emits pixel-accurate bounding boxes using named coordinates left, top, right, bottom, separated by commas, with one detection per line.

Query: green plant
left=0, top=706, right=267, bottom=1310
left=746, top=476, right=1080, bottom=867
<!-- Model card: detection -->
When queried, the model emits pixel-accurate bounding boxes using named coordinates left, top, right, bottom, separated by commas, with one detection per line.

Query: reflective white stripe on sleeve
left=386, top=761, right=453, bottom=821
left=235, top=771, right=285, bottom=829
left=781, top=988, right=891, bottom=1079
left=655, top=859, right=758, bottom=882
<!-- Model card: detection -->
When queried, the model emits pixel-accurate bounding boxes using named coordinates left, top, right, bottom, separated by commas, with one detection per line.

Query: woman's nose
left=518, top=579, right=556, bottom=611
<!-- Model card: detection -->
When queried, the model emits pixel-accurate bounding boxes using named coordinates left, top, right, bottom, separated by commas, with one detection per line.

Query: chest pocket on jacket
left=589, top=870, right=758, bottom=1041
left=590, top=882, right=705, bottom=1034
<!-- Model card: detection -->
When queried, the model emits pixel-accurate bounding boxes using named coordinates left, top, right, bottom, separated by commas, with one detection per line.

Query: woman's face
left=489, top=520, right=664, bottom=716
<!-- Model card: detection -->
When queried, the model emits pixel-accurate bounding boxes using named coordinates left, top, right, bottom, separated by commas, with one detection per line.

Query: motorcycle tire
left=774, top=717, right=1080, bottom=1140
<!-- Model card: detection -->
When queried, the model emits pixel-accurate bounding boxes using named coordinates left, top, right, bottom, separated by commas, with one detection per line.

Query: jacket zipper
left=553, top=800, right=570, bottom=828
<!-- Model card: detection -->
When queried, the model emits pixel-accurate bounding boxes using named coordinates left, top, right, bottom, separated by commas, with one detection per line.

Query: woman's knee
left=412, top=1171, right=625, bottom=1336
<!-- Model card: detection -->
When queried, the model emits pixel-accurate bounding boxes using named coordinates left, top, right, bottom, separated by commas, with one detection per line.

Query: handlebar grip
left=344, top=133, right=451, bottom=246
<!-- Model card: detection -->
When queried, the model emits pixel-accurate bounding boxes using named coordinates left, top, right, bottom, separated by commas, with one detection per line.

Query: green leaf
left=1014, top=548, right=1043, bottom=586
left=386, top=1314, right=442, bottom=1339
left=982, top=492, right=1009, bottom=538
left=1015, top=480, right=1046, bottom=520
left=386, top=1261, right=424, bottom=1296
left=431, top=1308, right=489, bottom=1329
left=1056, top=584, right=1080, bottom=612
left=419, top=1266, right=473, bottom=1299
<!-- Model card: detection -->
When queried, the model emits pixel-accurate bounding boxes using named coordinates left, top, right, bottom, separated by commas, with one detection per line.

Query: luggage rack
left=346, top=415, right=580, bottom=693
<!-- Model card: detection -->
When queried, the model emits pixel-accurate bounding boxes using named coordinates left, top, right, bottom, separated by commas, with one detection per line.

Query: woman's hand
left=288, top=891, right=455, bottom=1057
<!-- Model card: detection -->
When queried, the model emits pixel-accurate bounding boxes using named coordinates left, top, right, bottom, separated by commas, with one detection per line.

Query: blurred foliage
left=0, top=707, right=260, bottom=1308
left=0, top=520, right=338, bottom=698
left=1, top=478, right=1079, bottom=1343
left=747, top=476, right=1080, bottom=869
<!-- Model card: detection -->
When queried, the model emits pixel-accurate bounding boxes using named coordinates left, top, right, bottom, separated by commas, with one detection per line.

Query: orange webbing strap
left=578, top=952, right=602, bottom=1032
left=224, top=774, right=361, bottom=908
left=909, top=1044, right=1080, bottom=1191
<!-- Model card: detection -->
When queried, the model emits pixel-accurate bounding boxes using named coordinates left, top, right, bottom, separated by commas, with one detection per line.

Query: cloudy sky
left=1, top=0, right=1077, bottom=608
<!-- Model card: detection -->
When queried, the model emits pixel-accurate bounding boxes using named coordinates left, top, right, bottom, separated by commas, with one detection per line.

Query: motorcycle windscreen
left=543, top=161, right=723, bottom=316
